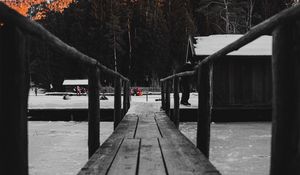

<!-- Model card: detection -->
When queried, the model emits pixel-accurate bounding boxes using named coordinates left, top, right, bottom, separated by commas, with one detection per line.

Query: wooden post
left=123, top=81, right=128, bottom=116
left=270, top=23, right=300, bottom=175
left=196, top=63, right=211, bottom=158
left=165, top=81, right=171, bottom=117
left=114, top=77, right=122, bottom=129
left=127, top=81, right=131, bottom=111
left=173, top=76, right=180, bottom=128
left=161, top=82, right=165, bottom=110
left=0, top=24, right=29, bottom=175
left=88, top=66, right=100, bottom=158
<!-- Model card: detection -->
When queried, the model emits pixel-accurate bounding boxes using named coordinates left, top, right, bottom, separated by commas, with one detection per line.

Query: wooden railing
left=0, top=2, right=130, bottom=175
left=160, top=4, right=300, bottom=175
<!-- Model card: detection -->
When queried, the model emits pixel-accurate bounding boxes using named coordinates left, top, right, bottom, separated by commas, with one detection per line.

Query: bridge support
left=114, top=78, right=122, bottom=129
left=161, top=82, right=165, bottom=110
left=88, top=67, right=100, bottom=158
left=173, top=76, right=180, bottom=128
left=271, top=23, right=300, bottom=175
left=196, top=63, right=212, bottom=158
left=0, top=24, right=29, bottom=174
left=165, top=81, right=171, bottom=117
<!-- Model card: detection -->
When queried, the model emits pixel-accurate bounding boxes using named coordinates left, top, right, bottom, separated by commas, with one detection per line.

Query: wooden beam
left=270, top=23, right=300, bottom=175
left=88, top=66, right=100, bottom=158
left=114, top=78, right=122, bottom=129
left=123, top=81, right=128, bottom=116
left=160, top=71, right=195, bottom=82
left=0, top=24, right=29, bottom=175
left=165, top=81, right=171, bottom=117
left=127, top=82, right=131, bottom=111
left=173, top=77, right=180, bottom=128
left=161, top=82, right=165, bottom=110
left=196, top=63, right=212, bottom=158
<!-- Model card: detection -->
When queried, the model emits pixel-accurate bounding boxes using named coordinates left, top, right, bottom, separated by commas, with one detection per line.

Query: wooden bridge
left=78, top=102, right=219, bottom=175
left=1, top=2, right=300, bottom=175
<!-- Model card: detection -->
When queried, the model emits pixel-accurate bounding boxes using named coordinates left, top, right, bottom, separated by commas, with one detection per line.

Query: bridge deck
left=78, top=102, right=220, bottom=175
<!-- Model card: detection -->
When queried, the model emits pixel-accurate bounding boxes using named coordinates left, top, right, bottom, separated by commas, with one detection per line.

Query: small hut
left=187, top=35, right=272, bottom=121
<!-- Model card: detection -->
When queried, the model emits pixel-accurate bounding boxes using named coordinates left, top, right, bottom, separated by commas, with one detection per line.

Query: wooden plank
left=139, top=138, right=166, bottom=175
left=155, top=115, right=220, bottom=175
left=270, top=23, right=300, bottom=175
left=78, top=115, right=138, bottom=175
left=78, top=138, right=124, bottom=175
left=0, top=24, right=29, bottom=175
left=106, top=138, right=140, bottom=175
left=88, top=66, right=100, bottom=158
left=135, top=115, right=162, bottom=139
left=113, top=114, right=138, bottom=139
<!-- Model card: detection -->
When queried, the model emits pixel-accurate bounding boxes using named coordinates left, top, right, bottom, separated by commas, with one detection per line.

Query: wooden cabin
left=187, top=35, right=272, bottom=121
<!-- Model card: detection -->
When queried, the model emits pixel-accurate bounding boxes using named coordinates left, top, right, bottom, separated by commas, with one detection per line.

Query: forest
left=2, top=0, right=298, bottom=90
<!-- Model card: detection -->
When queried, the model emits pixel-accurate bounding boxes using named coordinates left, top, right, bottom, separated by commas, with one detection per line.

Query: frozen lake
left=29, top=121, right=271, bottom=175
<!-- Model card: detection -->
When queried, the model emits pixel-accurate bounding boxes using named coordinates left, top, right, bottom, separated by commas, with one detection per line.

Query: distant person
left=76, top=86, right=81, bottom=96
left=177, top=60, right=195, bottom=106
left=49, top=83, right=53, bottom=91
left=100, top=92, right=108, bottom=100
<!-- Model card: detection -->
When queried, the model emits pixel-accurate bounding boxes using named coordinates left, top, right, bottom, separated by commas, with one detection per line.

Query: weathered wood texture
left=212, top=57, right=272, bottom=107
left=197, top=64, right=212, bottom=158
left=107, top=139, right=140, bottom=175
left=0, top=24, right=29, bottom=175
left=156, top=115, right=219, bottom=175
left=78, top=114, right=138, bottom=175
left=78, top=103, right=220, bottom=175
left=88, top=67, right=100, bottom=158
left=160, top=71, right=195, bottom=82
left=114, top=78, right=122, bottom=129
left=173, top=77, right=180, bottom=128
left=270, top=23, right=300, bottom=175
left=138, top=138, right=166, bottom=175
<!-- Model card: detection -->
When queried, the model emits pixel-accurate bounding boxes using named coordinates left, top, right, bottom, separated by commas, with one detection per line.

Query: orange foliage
left=1, top=0, right=74, bottom=19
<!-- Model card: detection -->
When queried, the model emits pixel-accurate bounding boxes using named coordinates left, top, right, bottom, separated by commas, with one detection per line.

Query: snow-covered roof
left=63, top=79, right=88, bottom=86
left=193, top=34, right=272, bottom=56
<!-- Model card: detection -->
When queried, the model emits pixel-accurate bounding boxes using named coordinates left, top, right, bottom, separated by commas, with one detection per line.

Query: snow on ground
left=28, top=94, right=271, bottom=175
left=28, top=93, right=199, bottom=109
left=29, top=121, right=271, bottom=175
left=180, top=122, right=271, bottom=175
left=29, top=122, right=113, bottom=175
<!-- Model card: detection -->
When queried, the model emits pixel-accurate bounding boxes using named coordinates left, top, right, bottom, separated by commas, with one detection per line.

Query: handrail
left=0, top=2, right=129, bottom=82
left=160, top=4, right=300, bottom=174
left=0, top=3, right=131, bottom=175
left=160, top=70, right=195, bottom=82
